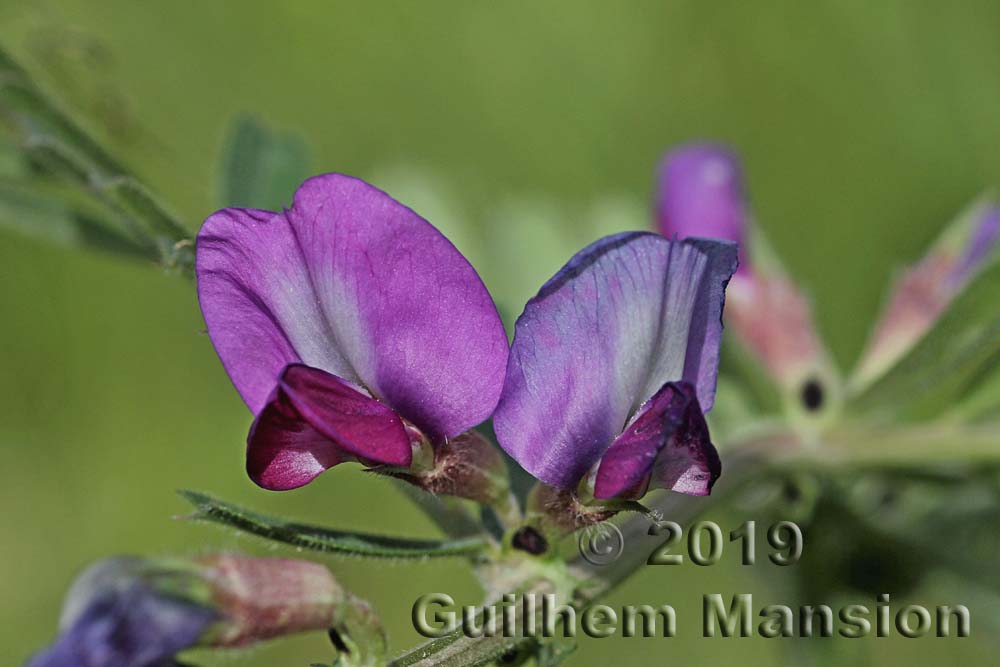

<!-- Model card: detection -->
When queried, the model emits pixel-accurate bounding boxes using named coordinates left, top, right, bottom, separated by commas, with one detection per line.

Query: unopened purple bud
left=28, top=558, right=215, bottom=667
left=28, top=554, right=386, bottom=667
left=656, top=143, right=749, bottom=272
left=950, top=208, right=1000, bottom=286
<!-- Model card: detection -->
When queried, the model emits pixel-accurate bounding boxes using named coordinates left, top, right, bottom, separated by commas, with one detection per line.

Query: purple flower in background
left=656, top=143, right=749, bottom=273
left=197, top=174, right=508, bottom=490
left=28, top=554, right=381, bottom=667
left=656, top=142, right=832, bottom=393
left=27, top=558, right=215, bottom=667
left=493, top=233, right=737, bottom=499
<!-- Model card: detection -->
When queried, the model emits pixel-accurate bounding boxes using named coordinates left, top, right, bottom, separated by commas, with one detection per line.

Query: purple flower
left=28, top=554, right=384, bottom=667
left=27, top=558, right=216, bottom=667
left=493, top=233, right=737, bottom=499
left=656, top=143, right=749, bottom=273
left=655, top=142, right=833, bottom=394
left=197, top=174, right=508, bottom=490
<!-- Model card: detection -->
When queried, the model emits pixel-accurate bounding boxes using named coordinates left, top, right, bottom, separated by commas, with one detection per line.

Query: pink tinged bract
left=656, top=143, right=749, bottom=273
left=854, top=206, right=1000, bottom=387
left=197, top=174, right=508, bottom=488
left=493, top=232, right=737, bottom=492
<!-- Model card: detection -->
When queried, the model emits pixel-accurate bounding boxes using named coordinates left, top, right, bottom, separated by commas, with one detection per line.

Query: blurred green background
left=1, top=1, right=999, bottom=665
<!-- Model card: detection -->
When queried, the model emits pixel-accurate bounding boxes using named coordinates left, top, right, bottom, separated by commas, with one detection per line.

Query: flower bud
left=195, top=553, right=383, bottom=657
left=854, top=204, right=1000, bottom=387
left=28, top=554, right=386, bottom=667
left=725, top=272, right=831, bottom=393
left=655, top=142, right=838, bottom=410
left=656, top=143, right=749, bottom=273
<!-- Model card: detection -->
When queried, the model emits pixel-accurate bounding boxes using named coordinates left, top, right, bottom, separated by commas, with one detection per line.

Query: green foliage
left=0, top=44, right=192, bottom=270
left=849, top=259, right=1000, bottom=423
left=219, top=114, right=310, bottom=210
left=0, top=175, right=147, bottom=257
left=179, top=490, right=490, bottom=559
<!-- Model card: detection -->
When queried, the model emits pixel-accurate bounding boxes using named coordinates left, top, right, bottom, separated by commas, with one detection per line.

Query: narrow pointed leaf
left=0, top=177, right=149, bottom=258
left=178, top=490, right=489, bottom=559
left=849, top=259, right=1000, bottom=422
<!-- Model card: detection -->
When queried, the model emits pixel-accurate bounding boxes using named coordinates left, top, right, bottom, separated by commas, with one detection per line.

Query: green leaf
left=0, top=177, right=149, bottom=258
left=219, top=114, right=310, bottom=210
left=830, top=469, right=1000, bottom=593
left=388, top=619, right=528, bottom=667
left=0, top=45, right=193, bottom=270
left=0, top=45, right=125, bottom=176
left=178, top=490, right=489, bottom=559
left=849, top=258, right=1000, bottom=422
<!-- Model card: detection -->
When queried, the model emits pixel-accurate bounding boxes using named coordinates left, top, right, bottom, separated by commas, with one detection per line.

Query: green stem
left=389, top=451, right=771, bottom=666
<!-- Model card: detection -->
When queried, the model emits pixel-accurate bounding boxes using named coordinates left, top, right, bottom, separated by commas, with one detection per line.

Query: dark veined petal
left=247, top=364, right=412, bottom=490
left=656, top=143, right=749, bottom=271
left=493, top=233, right=736, bottom=489
left=197, top=174, right=508, bottom=440
left=593, top=381, right=719, bottom=499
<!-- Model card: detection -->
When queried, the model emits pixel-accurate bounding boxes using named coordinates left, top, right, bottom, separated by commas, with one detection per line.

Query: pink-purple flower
left=198, top=172, right=739, bottom=505
left=493, top=233, right=737, bottom=499
left=197, top=174, right=509, bottom=490
left=28, top=558, right=215, bottom=667
left=28, top=554, right=381, bottom=667
left=656, top=143, right=749, bottom=273
left=657, top=143, right=833, bottom=396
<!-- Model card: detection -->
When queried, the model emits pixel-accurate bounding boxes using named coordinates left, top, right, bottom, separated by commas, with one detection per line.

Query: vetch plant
left=4, top=43, right=1000, bottom=666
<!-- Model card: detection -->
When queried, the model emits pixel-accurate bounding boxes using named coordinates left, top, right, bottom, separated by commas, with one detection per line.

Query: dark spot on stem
left=328, top=628, right=349, bottom=654
left=511, top=526, right=548, bottom=555
left=498, top=643, right=534, bottom=665
left=800, top=378, right=824, bottom=412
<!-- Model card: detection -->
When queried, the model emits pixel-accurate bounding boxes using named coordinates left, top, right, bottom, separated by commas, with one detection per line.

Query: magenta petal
left=197, top=175, right=508, bottom=439
left=594, top=382, right=719, bottom=499
left=493, top=233, right=736, bottom=489
left=247, top=364, right=412, bottom=490
left=656, top=143, right=749, bottom=272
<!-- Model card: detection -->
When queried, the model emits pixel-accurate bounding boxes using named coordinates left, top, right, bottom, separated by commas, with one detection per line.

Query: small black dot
left=511, top=526, right=548, bottom=555
left=328, top=628, right=349, bottom=653
left=498, top=646, right=530, bottom=665
left=800, top=378, right=824, bottom=412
